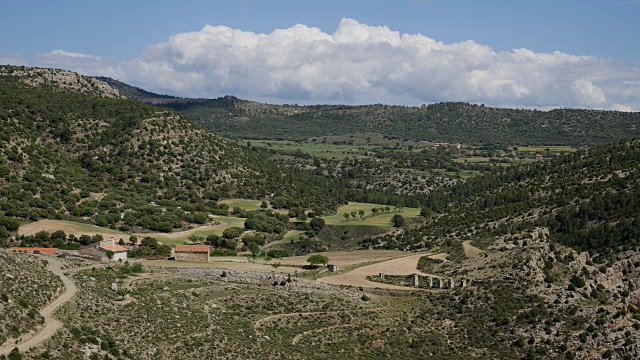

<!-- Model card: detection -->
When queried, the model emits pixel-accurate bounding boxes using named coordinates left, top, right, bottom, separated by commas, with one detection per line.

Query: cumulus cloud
left=17, top=18, right=640, bottom=110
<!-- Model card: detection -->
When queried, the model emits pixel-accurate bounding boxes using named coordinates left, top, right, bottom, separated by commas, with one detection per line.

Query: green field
left=322, top=202, right=421, bottom=226
left=218, top=198, right=263, bottom=212
left=250, top=140, right=377, bottom=159
left=145, top=216, right=247, bottom=246
left=516, top=146, right=578, bottom=153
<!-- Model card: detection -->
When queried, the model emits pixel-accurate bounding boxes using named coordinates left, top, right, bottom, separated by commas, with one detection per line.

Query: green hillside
left=369, top=139, right=640, bottom=256
left=0, top=66, right=350, bottom=243
left=100, top=77, right=640, bottom=146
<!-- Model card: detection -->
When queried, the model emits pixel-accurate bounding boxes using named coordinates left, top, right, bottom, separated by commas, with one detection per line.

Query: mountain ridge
left=98, top=76, right=640, bottom=146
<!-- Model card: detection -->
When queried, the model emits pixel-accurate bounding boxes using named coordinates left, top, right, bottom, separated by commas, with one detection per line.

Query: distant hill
left=377, top=139, right=640, bottom=256
left=0, top=66, right=349, bottom=237
left=99, top=77, right=640, bottom=146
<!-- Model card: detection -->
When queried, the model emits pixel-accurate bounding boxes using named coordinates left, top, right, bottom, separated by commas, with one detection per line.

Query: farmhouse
left=80, top=238, right=128, bottom=261
left=175, top=245, right=211, bottom=262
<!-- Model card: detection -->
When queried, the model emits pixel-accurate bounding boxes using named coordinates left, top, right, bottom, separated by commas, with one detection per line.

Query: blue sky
left=1, top=0, right=639, bottom=110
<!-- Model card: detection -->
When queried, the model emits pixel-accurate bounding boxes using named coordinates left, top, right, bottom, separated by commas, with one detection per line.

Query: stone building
left=175, top=245, right=211, bottom=262
left=80, top=238, right=128, bottom=262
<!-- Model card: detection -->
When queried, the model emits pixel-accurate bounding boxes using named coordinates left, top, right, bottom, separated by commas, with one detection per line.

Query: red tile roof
left=10, top=247, right=57, bottom=255
left=175, top=245, right=211, bottom=253
left=100, top=245, right=129, bottom=252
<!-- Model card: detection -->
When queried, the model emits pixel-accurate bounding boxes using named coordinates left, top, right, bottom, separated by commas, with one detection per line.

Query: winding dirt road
left=0, top=256, right=77, bottom=356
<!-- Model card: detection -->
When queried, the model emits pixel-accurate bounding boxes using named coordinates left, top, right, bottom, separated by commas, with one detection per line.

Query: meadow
left=322, top=202, right=421, bottom=226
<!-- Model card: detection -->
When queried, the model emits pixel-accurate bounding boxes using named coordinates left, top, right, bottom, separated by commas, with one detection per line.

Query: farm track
left=0, top=256, right=77, bottom=356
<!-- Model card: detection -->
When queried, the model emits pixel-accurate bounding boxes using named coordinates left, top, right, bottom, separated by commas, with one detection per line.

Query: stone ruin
left=376, top=273, right=466, bottom=290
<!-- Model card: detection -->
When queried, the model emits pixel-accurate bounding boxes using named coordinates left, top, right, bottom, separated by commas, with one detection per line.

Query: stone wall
left=176, top=252, right=209, bottom=262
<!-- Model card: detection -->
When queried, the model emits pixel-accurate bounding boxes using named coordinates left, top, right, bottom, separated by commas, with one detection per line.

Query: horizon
left=1, top=1, right=639, bottom=111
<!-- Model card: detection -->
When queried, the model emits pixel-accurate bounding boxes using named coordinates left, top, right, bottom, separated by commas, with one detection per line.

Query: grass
left=453, top=157, right=490, bottom=163
left=322, top=202, right=421, bottom=226
left=218, top=199, right=263, bottom=212
left=250, top=140, right=376, bottom=159
left=283, top=230, right=305, bottom=242
left=143, top=216, right=247, bottom=246
left=263, top=230, right=305, bottom=249
left=516, top=146, right=578, bottom=153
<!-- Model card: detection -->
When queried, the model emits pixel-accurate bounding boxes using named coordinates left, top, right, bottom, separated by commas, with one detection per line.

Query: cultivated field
left=142, top=216, right=246, bottom=245
left=317, top=252, right=432, bottom=289
left=18, top=220, right=127, bottom=240
left=277, top=249, right=406, bottom=268
left=516, top=145, right=578, bottom=153
left=218, top=198, right=263, bottom=212
left=322, top=202, right=421, bottom=226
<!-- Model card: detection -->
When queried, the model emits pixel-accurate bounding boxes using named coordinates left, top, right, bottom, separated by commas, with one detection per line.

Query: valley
left=1, top=66, right=639, bottom=359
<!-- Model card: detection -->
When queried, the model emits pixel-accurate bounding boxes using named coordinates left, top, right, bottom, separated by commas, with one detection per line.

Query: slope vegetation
left=0, top=66, right=349, bottom=245
left=100, top=77, right=640, bottom=146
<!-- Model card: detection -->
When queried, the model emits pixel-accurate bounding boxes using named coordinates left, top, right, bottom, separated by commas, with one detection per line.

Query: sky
left=1, top=0, right=639, bottom=110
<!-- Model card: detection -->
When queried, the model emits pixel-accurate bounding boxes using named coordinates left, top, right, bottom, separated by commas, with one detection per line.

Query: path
left=0, top=256, right=77, bottom=355
left=462, top=240, right=484, bottom=258
left=318, top=253, right=433, bottom=290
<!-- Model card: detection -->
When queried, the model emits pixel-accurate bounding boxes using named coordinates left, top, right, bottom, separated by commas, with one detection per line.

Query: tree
left=106, top=250, right=115, bottom=264
left=420, top=207, right=431, bottom=217
left=358, top=209, right=365, bottom=220
left=391, top=214, right=404, bottom=227
left=188, top=235, right=204, bottom=244
left=310, top=217, right=326, bottom=232
left=248, top=242, right=260, bottom=261
left=343, top=213, right=350, bottom=222
left=129, top=236, right=137, bottom=245
left=222, top=227, right=243, bottom=239
left=260, top=201, right=268, bottom=209
left=8, top=347, right=22, bottom=360
left=307, top=254, right=329, bottom=267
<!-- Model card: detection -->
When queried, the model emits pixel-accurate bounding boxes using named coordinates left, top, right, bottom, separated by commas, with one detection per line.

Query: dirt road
left=318, top=253, right=433, bottom=290
left=0, top=256, right=77, bottom=356
left=462, top=240, right=484, bottom=258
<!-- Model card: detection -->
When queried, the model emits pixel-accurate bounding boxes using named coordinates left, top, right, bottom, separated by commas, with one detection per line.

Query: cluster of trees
left=9, top=230, right=104, bottom=250
left=244, top=211, right=288, bottom=234
left=127, top=237, right=171, bottom=258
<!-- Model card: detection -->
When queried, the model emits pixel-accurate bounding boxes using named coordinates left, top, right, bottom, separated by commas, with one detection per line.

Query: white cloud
left=49, top=50, right=99, bottom=59
left=18, top=18, right=640, bottom=110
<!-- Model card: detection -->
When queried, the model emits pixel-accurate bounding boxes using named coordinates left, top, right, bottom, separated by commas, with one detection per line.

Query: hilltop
left=0, top=66, right=349, bottom=241
left=99, top=76, right=640, bottom=146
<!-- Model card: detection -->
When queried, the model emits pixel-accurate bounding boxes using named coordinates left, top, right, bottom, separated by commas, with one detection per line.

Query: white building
left=99, top=238, right=128, bottom=261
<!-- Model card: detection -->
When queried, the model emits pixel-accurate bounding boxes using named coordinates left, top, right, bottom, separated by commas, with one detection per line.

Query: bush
left=210, top=249, right=237, bottom=256
left=222, top=227, right=243, bottom=239
left=391, top=214, right=404, bottom=227
left=307, top=254, right=329, bottom=266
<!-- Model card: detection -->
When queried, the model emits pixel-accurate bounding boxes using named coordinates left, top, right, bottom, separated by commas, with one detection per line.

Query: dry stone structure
left=175, top=245, right=211, bottom=262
